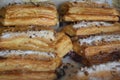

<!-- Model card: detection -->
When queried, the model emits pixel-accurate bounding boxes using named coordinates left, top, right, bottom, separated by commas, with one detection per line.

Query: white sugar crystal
left=1, top=31, right=55, bottom=40
left=0, top=50, right=55, bottom=58
left=79, top=34, right=120, bottom=45
left=77, top=61, right=120, bottom=77
left=73, top=21, right=113, bottom=29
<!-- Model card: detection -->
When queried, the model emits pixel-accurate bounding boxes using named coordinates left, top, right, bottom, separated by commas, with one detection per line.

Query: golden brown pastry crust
left=60, top=1, right=119, bottom=22
left=2, top=17, right=58, bottom=26
left=68, top=7, right=119, bottom=16
left=0, top=57, right=61, bottom=72
left=0, top=26, right=54, bottom=51
left=0, top=2, right=58, bottom=26
left=76, top=25, right=120, bottom=36
left=62, top=23, right=120, bottom=37
left=54, top=32, right=73, bottom=57
left=0, top=72, right=56, bottom=80
left=0, top=26, right=72, bottom=57
left=59, top=1, right=110, bottom=16
left=0, top=37, right=54, bottom=52
left=73, top=34, right=120, bottom=65
left=62, top=25, right=76, bottom=37
left=63, top=15, right=119, bottom=22
left=85, top=43, right=120, bottom=56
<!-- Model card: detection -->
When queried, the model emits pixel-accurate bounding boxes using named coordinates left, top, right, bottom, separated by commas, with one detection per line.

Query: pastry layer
left=62, top=22, right=120, bottom=36
left=60, top=1, right=119, bottom=22
left=0, top=2, right=58, bottom=26
left=0, top=57, right=61, bottom=72
left=1, top=17, right=58, bottom=26
left=73, top=34, right=120, bottom=65
left=5, top=3, right=57, bottom=18
left=0, top=72, right=56, bottom=80
left=54, top=32, right=73, bottom=57
left=0, top=27, right=72, bottom=57
left=68, top=7, right=119, bottom=16
left=0, top=32, right=55, bottom=52
left=63, top=15, right=119, bottom=22
left=59, top=1, right=110, bottom=15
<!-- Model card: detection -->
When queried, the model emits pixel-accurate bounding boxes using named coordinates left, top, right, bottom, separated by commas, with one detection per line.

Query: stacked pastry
left=60, top=1, right=120, bottom=79
left=0, top=1, right=58, bottom=26
left=0, top=2, right=73, bottom=80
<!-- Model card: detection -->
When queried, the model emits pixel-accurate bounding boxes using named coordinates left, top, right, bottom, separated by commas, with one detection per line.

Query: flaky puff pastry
left=0, top=71, right=56, bottom=80
left=62, top=22, right=120, bottom=37
left=59, top=1, right=111, bottom=16
left=0, top=2, right=58, bottom=26
left=73, top=34, right=120, bottom=65
left=60, top=1, right=119, bottom=22
left=0, top=56, right=61, bottom=72
left=0, top=26, right=73, bottom=58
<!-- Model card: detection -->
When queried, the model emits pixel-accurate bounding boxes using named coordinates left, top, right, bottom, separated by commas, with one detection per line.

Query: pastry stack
left=60, top=1, right=120, bottom=79
left=0, top=1, right=72, bottom=80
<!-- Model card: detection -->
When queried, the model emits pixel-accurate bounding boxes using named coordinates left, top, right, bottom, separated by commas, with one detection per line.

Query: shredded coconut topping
left=1, top=31, right=55, bottom=40
left=0, top=50, right=55, bottom=58
left=73, top=21, right=113, bottom=29
left=77, top=61, right=120, bottom=77
left=79, top=34, right=120, bottom=45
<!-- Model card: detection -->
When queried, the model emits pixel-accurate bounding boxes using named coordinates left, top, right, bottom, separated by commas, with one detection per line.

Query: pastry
left=62, top=22, right=120, bottom=37
left=0, top=51, right=61, bottom=72
left=73, top=34, right=120, bottom=65
left=0, top=26, right=73, bottom=58
left=0, top=2, right=58, bottom=26
left=60, top=1, right=119, bottom=22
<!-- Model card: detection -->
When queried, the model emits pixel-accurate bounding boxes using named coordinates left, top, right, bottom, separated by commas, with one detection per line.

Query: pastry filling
left=79, top=34, right=120, bottom=45
left=77, top=61, right=120, bottom=77
left=0, top=50, right=55, bottom=60
left=1, top=31, right=55, bottom=41
left=73, top=21, right=113, bottom=29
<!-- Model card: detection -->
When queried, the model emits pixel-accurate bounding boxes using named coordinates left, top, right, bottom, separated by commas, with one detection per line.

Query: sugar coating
left=0, top=50, right=55, bottom=58
left=73, top=21, right=113, bottom=29
left=77, top=61, right=120, bottom=77
left=1, top=31, right=55, bottom=40
left=79, top=34, right=120, bottom=45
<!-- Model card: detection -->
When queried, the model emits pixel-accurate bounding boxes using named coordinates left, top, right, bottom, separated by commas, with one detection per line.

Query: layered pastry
left=0, top=26, right=73, bottom=72
left=0, top=50, right=61, bottom=72
left=0, top=26, right=73, bottom=58
left=0, top=71, right=57, bottom=80
left=60, top=1, right=119, bottom=22
left=73, top=34, right=120, bottom=65
left=62, top=21, right=120, bottom=37
left=0, top=1, right=58, bottom=26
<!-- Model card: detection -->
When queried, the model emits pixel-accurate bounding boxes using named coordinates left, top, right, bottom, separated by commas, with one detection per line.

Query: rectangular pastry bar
left=60, top=1, right=119, bottom=22
left=0, top=2, right=58, bottom=26
left=0, top=50, right=61, bottom=72
left=0, top=26, right=73, bottom=58
left=73, top=34, right=120, bottom=65
left=62, top=22, right=120, bottom=37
